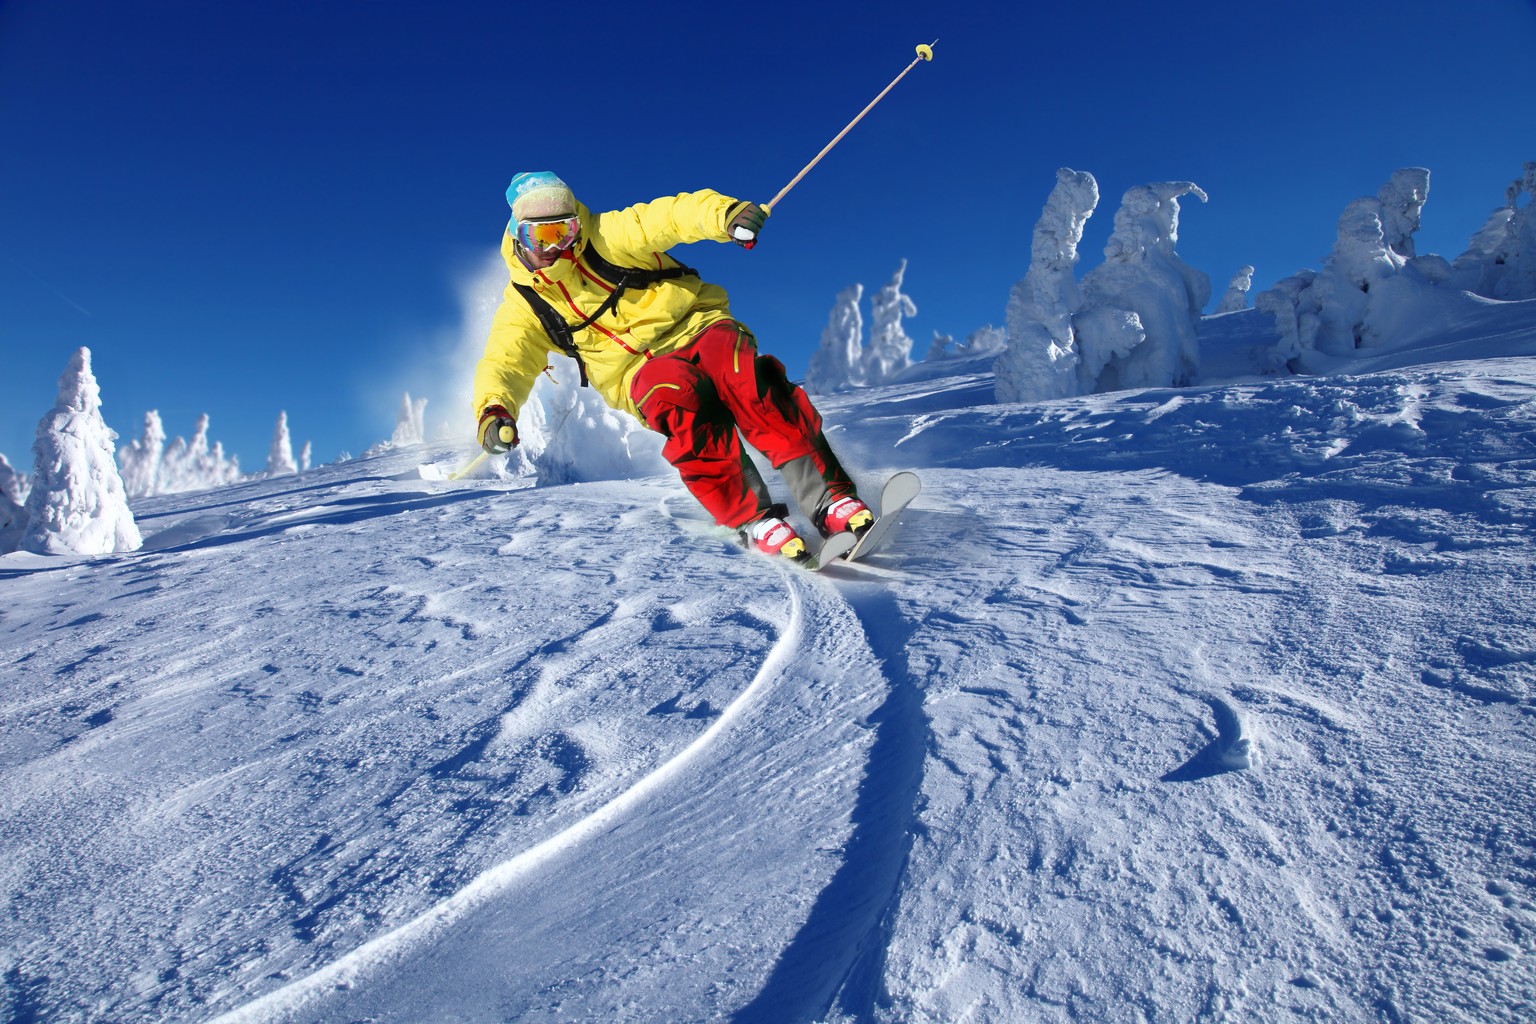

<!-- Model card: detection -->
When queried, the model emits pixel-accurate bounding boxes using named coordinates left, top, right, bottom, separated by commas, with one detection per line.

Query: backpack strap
left=511, top=282, right=590, bottom=387
left=511, top=242, right=701, bottom=388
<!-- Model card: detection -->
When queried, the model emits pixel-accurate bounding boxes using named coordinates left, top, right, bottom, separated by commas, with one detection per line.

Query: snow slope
left=2, top=301, right=1534, bottom=1023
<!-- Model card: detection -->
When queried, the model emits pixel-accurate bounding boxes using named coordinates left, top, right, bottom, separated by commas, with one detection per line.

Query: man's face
left=518, top=243, right=563, bottom=270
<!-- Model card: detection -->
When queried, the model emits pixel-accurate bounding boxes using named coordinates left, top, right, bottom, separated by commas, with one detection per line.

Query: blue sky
left=2, top=0, right=1533, bottom=471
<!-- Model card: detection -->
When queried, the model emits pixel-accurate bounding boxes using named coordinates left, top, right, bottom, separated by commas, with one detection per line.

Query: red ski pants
left=630, top=320, right=852, bottom=529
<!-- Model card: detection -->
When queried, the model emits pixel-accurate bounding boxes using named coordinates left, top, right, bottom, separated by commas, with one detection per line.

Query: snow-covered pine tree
left=805, top=284, right=864, bottom=395
left=995, top=167, right=1099, bottom=404
left=1215, top=266, right=1255, bottom=314
left=1075, top=180, right=1210, bottom=392
left=0, top=453, right=27, bottom=553
left=863, top=261, right=917, bottom=386
left=119, top=410, right=166, bottom=498
left=266, top=412, right=298, bottom=477
left=20, top=347, right=143, bottom=555
left=391, top=392, right=428, bottom=446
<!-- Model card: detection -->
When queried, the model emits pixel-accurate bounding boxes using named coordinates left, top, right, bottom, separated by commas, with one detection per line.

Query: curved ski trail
left=209, top=561, right=891, bottom=1024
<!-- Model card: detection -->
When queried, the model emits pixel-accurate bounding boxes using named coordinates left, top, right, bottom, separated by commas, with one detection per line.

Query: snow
left=2, top=291, right=1534, bottom=1022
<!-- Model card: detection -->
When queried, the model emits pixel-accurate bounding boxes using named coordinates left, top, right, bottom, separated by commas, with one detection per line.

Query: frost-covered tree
left=391, top=392, right=429, bottom=446
left=995, top=168, right=1099, bottom=404
left=1377, top=168, right=1431, bottom=258
left=1215, top=265, right=1255, bottom=314
left=20, top=347, right=142, bottom=555
left=1256, top=167, right=1476, bottom=372
left=150, top=414, right=242, bottom=494
left=1258, top=198, right=1403, bottom=369
left=299, top=441, right=312, bottom=473
left=266, top=411, right=298, bottom=477
left=0, top=454, right=27, bottom=554
left=926, top=331, right=956, bottom=361
left=119, top=410, right=166, bottom=498
left=1075, top=181, right=1210, bottom=392
left=863, top=261, right=917, bottom=386
left=1254, top=271, right=1319, bottom=371
left=933, top=325, right=1007, bottom=362
left=0, top=452, right=30, bottom=508
left=962, top=325, right=1008, bottom=357
left=805, top=284, right=864, bottom=394
left=1451, top=160, right=1536, bottom=300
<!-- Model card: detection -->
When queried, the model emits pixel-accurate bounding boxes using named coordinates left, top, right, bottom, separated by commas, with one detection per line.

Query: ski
left=809, top=471, right=922, bottom=570
left=809, top=530, right=858, bottom=569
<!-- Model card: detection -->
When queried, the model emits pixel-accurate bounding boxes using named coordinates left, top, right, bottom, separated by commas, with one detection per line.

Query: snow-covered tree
left=1215, top=265, right=1255, bottom=314
left=1253, top=271, right=1319, bottom=372
left=299, top=441, right=312, bottom=473
left=391, top=392, right=429, bottom=447
left=0, top=453, right=27, bottom=553
left=119, top=410, right=166, bottom=498
left=20, top=347, right=142, bottom=555
left=1451, top=160, right=1536, bottom=300
left=1255, top=167, right=1480, bottom=372
left=0, top=452, right=29, bottom=508
left=1075, top=181, right=1210, bottom=392
left=962, top=325, right=1008, bottom=357
left=995, top=168, right=1099, bottom=404
left=805, top=284, right=864, bottom=394
left=1377, top=168, right=1431, bottom=258
left=266, top=412, right=298, bottom=477
left=149, top=414, right=242, bottom=494
left=926, top=331, right=955, bottom=361
left=863, top=261, right=917, bottom=386
left=933, top=325, right=1007, bottom=362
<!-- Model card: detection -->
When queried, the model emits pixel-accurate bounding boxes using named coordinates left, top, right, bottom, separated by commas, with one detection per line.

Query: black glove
left=478, top=405, right=518, bottom=454
left=726, top=201, right=768, bottom=248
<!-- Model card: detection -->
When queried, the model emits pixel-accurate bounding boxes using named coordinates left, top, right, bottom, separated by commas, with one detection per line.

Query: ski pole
left=732, top=41, right=937, bottom=247
left=447, top=451, right=489, bottom=481
left=446, top=425, right=514, bottom=481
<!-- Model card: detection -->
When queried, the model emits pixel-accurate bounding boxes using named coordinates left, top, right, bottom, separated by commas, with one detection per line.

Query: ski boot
left=742, top=513, right=812, bottom=565
left=819, top=495, right=874, bottom=539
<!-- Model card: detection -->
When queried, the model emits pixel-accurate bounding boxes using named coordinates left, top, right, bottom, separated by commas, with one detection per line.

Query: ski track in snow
left=207, top=540, right=864, bottom=1023
left=3, top=333, right=1536, bottom=1023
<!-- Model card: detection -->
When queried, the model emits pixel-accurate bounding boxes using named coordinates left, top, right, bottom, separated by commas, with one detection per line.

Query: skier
left=473, top=171, right=873, bottom=563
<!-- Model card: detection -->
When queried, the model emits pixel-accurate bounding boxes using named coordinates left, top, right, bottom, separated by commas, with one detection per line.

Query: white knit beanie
left=507, top=171, right=576, bottom=222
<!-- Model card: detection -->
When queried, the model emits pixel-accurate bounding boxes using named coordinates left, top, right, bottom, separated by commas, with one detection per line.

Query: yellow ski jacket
left=472, top=189, right=745, bottom=426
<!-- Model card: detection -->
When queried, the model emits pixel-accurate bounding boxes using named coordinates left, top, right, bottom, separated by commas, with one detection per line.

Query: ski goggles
left=516, top=214, right=581, bottom=253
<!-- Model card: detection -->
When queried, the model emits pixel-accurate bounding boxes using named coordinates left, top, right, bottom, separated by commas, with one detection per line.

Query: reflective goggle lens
left=519, top=216, right=580, bottom=252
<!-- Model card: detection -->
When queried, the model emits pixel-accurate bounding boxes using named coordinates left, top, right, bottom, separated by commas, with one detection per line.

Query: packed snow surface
left=2, top=302, right=1535, bottom=1023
